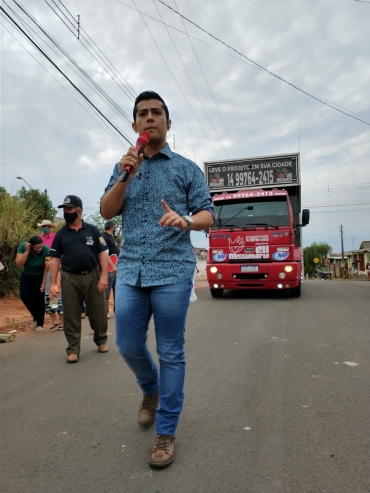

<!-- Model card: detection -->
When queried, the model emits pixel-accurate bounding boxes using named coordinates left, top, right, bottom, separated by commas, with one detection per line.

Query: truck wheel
left=210, top=288, right=224, bottom=298
left=290, top=282, right=301, bottom=298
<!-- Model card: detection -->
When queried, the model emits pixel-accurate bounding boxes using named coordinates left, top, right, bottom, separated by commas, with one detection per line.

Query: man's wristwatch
left=182, top=215, right=194, bottom=233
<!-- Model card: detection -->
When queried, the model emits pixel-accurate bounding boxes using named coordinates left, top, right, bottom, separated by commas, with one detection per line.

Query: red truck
left=204, top=153, right=310, bottom=298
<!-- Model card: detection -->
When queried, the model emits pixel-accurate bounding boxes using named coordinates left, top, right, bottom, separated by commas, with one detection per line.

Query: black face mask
left=64, top=211, right=78, bottom=223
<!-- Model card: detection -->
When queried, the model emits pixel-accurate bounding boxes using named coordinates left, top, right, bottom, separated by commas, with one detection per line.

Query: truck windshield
left=212, top=197, right=290, bottom=229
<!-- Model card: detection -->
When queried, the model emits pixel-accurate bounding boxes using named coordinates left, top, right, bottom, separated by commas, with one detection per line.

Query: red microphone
left=120, top=131, right=151, bottom=182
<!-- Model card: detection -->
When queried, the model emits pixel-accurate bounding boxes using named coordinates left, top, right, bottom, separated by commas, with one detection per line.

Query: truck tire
left=210, top=288, right=224, bottom=298
left=290, top=282, right=301, bottom=298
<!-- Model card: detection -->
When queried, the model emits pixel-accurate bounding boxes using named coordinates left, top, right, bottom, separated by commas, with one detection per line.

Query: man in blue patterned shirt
left=101, top=91, right=214, bottom=468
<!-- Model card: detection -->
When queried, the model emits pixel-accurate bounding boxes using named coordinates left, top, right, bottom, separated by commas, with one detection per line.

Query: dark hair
left=133, top=91, right=169, bottom=122
left=29, top=236, right=43, bottom=246
left=28, top=236, right=43, bottom=256
left=105, top=220, right=115, bottom=230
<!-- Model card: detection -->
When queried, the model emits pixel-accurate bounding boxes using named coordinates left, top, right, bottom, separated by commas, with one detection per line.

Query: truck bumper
left=207, top=263, right=301, bottom=290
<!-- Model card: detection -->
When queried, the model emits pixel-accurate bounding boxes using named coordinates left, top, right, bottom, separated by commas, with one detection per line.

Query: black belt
left=70, top=266, right=97, bottom=275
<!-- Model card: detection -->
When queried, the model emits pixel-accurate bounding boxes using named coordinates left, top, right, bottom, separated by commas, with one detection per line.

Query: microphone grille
left=137, top=131, right=151, bottom=146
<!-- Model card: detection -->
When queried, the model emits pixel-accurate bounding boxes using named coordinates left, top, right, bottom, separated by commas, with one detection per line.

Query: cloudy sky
left=1, top=0, right=369, bottom=252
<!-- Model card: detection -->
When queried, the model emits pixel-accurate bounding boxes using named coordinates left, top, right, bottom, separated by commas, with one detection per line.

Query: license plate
left=241, top=265, right=259, bottom=272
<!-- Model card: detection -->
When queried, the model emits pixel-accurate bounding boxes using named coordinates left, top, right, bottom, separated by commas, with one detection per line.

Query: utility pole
left=340, top=225, right=345, bottom=278
left=44, top=189, right=48, bottom=198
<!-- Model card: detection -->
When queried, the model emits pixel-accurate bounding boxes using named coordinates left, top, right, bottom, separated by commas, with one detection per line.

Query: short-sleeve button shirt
left=103, top=144, right=213, bottom=287
left=50, top=222, right=108, bottom=273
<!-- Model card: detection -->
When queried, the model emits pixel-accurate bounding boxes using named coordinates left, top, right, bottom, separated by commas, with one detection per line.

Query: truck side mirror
left=302, top=209, right=310, bottom=226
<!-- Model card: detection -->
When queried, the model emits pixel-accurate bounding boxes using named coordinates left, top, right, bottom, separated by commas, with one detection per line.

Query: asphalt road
left=1, top=280, right=369, bottom=493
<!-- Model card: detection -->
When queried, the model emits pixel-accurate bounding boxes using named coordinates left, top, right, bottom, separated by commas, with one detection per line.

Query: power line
left=114, top=0, right=369, bottom=124
left=53, top=1, right=191, bottom=159
left=310, top=208, right=370, bottom=213
left=49, top=0, right=137, bottom=102
left=0, top=19, right=127, bottom=149
left=1, top=5, right=134, bottom=147
left=153, top=0, right=230, bottom=159
left=304, top=202, right=370, bottom=208
left=156, top=0, right=370, bottom=127
left=304, top=227, right=342, bottom=236
left=131, top=0, right=220, bottom=158
left=45, top=0, right=76, bottom=36
left=173, top=0, right=238, bottom=158
left=11, top=0, right=134, bottom=128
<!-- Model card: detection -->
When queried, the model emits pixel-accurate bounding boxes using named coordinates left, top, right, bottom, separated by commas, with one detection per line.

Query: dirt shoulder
left=0, top=280, right=209, bottom=335
left=0, top=297, right=34, bottom=334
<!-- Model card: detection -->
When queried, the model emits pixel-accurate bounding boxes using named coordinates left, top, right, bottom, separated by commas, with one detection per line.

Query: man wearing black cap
left=101, top=220, right=118, bottom=318
left=49, top=195, right=109, bottom=363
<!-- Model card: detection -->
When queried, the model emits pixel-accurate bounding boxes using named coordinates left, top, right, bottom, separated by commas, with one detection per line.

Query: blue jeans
left=105, top=272, right=116, bottom=312
left=115, top=277, right=192, bottom=435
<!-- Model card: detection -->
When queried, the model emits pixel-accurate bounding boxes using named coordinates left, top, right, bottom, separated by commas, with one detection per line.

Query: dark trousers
left=61, top=268, right=107, bottom=355
left=19, top=272, right=45, bottom=327
left=105, top=272, right=116, bottom=312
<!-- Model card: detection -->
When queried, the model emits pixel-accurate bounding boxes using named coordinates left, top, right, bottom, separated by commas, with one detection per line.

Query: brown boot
left=138, top=391, right=158, bottom=428
left=149, top=434, right=175, bottom=468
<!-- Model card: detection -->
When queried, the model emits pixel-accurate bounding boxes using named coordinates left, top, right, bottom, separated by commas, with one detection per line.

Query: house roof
left=328, top=253, right=350, bottom=259
left=359, top=240, right=370, bottom=249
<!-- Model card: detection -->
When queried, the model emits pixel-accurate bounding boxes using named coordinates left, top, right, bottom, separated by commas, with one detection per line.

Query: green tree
left=85, top=211, right=122, bottom=247
left=18, top=187, right=57, bottom=227
left=304, top=242, right=332, bottom=274
left=0, top=189, right=42, bottom=296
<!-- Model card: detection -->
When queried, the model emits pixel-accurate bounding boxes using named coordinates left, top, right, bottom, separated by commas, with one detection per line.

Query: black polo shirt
left=101, top=231, right=119, bottom=257
left=50, top=221, right=108, bottom=274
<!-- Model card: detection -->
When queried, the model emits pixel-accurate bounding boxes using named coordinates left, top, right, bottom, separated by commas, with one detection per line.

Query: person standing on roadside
left=15, top=236, right=49, bottom=331
left=101, top=220, right=118, bottom=318
left=38, top=220, right=56, bottom=249
left=101, top=91, right=214, bottom=468
left=49, top=195, right=109, bottom=364
left=366, top=261, right=370, bottom=281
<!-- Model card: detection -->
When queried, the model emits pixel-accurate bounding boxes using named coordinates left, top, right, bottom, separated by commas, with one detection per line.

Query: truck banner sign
left=206, top=155, right=299, bottom=190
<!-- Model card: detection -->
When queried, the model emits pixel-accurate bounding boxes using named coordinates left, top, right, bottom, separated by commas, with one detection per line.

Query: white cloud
left=1, top=0, right=369, bottom=251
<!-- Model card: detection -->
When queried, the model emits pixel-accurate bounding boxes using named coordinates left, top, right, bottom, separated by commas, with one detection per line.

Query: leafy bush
left=0, top=187, right=54, bottom=297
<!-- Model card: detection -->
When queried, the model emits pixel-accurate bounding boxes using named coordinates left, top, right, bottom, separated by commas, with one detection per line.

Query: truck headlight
left=279, top=272, right=286, bottom=279
left=284, top=265, right=293, bottom=272
left=216, top=273, right=223, bottom=279
left=210, top=266, right=218, bottom=274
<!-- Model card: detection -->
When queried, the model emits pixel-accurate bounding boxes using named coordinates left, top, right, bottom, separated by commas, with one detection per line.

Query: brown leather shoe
left=149, top=435, right=175, bottom=468
left=98, top=344, right=109, bottom=353
left=67, top=353, right=79, bottom=363
left=138, top=391, right=158, bottom=428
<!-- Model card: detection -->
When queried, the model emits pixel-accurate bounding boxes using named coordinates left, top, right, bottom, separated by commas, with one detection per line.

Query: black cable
left=0, top=6, right=134, bottom=146
left=11, top=0, right=133, bottom=127
left=114, top=0, right=368, bottom=124
left=173, top=0, right=238, bottom=159
left=50, top=0, right=76, bottom=29
left=113, top=0, right=265, bottom=74
left=57, top=0, right=137, bottom=101
left=1, top=19, right=127, bottom=149
left=156, top=0, right=370, bottom=127
left=131, top=0, right=220, bottom=158
left=310, top=208, right=370, bottom=213
left=45, top=0, right=76, bottom=36
left=153, top=0, right=230, bottom=159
